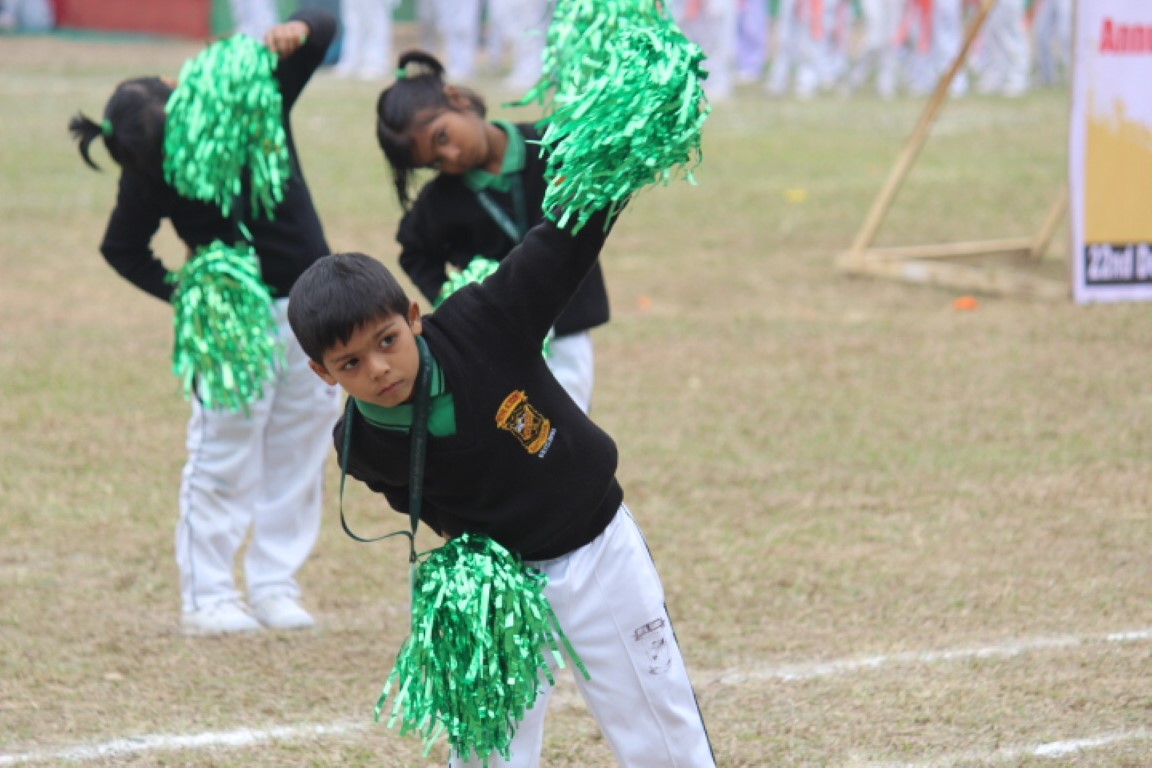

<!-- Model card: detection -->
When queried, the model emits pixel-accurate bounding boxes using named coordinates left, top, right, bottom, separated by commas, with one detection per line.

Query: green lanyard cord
left=474, top=173, right=527, bottom=244
left=337, top=335, right=433, bottom=565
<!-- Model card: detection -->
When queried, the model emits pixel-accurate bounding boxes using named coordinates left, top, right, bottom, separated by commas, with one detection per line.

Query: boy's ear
left=408, top=301, right=423, bottom=334
left=308, top=359, right=338, bottom=386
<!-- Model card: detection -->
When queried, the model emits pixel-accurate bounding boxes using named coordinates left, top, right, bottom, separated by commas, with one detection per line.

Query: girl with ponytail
left=66, top=11, right=343, bottom=638
left=374, top=50, right=612, bottom=414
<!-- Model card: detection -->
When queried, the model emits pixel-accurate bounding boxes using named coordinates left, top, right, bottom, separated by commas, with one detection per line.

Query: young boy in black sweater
left=287, top=208, right=715, bottom=767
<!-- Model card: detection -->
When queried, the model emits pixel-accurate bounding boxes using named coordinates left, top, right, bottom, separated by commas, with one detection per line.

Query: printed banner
left=1068, top=0, right=1152, bottom=303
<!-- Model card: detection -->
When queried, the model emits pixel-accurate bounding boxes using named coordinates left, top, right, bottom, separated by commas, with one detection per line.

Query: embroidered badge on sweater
left=495, top=390, right=556, bottom=456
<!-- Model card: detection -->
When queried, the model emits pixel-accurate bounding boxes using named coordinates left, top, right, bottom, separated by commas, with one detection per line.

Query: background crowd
left=679, top=0, right=1073, bottom=100
left=337, top=0, right=1075, bottom=100
left=3, top=0, right=1075, bottom=100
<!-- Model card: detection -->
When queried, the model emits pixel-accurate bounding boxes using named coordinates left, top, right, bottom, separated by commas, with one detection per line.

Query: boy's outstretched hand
left=264, top=21, right=308, bottom=57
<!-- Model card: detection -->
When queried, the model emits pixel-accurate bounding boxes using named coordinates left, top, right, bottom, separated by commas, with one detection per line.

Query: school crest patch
left=494, top=390, right=556, bottom=456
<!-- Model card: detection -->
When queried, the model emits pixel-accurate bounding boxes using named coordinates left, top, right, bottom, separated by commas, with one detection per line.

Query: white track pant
left=336, top=0, right=396, bottom=79
left=451, top=507, right=716, bottom=768
left=545, top=331, right=594, bottom=415
left=432, top=0, right=482, bottom=78
left=1032, top=0, right=1072, bottom=86
left=228, top=0, right=277, bottom=39
left=486, top=0, right=551, bottom=87
left=904, top=0, right=968, bottom=96
left=846, top=0, right=901, bottom=97
left=974, top=0, right=1031, bottom=96
left=767, top=0, right=824, bottom=97
left=176, top=299, right=341, bottom=613
left=675, top=0, right=739, bottom=100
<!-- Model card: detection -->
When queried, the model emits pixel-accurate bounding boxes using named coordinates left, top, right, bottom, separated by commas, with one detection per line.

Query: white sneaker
left=181, top=600, right=263, bottom=636
left=251, top=595, right=315, bottom=630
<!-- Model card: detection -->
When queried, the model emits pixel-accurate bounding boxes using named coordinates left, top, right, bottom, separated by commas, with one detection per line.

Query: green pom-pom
left=168, top=241, right=282, bottom=413
left=377, top=534, right=585, bottom=764
left=163, top=34, right=289, bottom=220
left=516, top=0, right=710, bottom=232
left=433, top=256, right=501, bottom=309
left=434, top=257, right=553, bottom=357
left=522, top=0, right=662, bottom=104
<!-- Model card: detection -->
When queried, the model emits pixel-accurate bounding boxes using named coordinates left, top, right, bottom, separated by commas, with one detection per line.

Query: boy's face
left=308, top=302, right=424, bottom=407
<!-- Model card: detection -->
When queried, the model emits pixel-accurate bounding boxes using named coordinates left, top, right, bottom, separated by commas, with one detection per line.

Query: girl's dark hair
left=68, top=77, right=174, bottom=180
left=288, top=252, right=413, bottom=366
left=375, top=50, right=486, bottom=209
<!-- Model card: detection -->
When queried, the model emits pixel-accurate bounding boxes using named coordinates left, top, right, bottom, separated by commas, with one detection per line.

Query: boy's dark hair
left=288, top=252, right=413, bottom=366
left=376, top=49, right=486, bottom=210
left=68, top=77, right=173, bottom=181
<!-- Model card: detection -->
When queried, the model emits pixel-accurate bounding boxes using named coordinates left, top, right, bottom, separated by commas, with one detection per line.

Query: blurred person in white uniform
left=973, top=0, right=1030, bottom=96
left=843, top=0, right=902, bottom=97
left=229, top=0, right=278, bottom=39
left=487, top=0, right=552, bottom=90
left=334, top=0, right=397, bottom=80
left=674, top=0, right=739, bottom=100
left=1032, top=0, right=1072, bottom=87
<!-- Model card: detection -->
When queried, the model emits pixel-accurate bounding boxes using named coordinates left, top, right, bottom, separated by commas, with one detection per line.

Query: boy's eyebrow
left=327, top=318, right=397, bottom=364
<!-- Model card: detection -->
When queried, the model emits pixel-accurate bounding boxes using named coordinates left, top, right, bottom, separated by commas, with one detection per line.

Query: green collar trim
left=353, top=349, right=456, bottom=436
left=464, top=120, right=524, bottom=193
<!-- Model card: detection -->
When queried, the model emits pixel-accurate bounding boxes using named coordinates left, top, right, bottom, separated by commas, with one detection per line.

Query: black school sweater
left=98, top=8, right=335, bottom=302
left=395, top=123, right=610, bottom=338
left=337, top=211, right=623, bottom=561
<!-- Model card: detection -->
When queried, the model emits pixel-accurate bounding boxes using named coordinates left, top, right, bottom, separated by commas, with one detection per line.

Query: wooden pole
left=838, top=253, right=1067, bottom=300
left=848, top=0, right=999, bottom=257
left=853, top=238, right=1032, bottom=261
left=1028, top=185, right=1069, bottom=260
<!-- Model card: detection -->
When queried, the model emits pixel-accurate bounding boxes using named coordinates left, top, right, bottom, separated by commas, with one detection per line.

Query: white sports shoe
left=251, top=595, right=315, bottom=630
left=181, top=600, right=263, bottom=636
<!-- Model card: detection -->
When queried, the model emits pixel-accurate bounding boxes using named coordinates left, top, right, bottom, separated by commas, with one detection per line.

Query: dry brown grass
left=3, top=25, right=1152, bottom=768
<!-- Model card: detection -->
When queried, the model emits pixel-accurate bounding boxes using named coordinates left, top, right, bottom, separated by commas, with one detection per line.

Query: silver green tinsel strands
left=377, top=535, right=586, bottom=765
left=516, top=0, right=711, bottom=232
left=433, top=256, right=501, bottom=308
left=434, top=257, right=553, bottom=356
left=163, top=34, right=290, bottom=220
left=167, top=241, right=282, bottom=413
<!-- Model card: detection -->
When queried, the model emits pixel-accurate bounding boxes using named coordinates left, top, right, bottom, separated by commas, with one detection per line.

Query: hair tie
left=101, top=119, right=113, bottom=137
left=394, top=67, right=407, bottom=80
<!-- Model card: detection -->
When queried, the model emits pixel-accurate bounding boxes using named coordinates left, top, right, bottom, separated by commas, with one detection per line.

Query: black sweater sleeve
left=275, top=8, right=336, bottom=111
left=396, top=205, right=455, bottom=304
left=470, top=209, right=615, bottom=351
left=96, top=10, right=336, bottom=304
left=100, top=173, right=175, bottom=302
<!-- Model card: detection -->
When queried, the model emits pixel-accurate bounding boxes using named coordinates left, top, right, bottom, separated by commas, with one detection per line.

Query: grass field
left=3, top=26, right=1152, bottom=768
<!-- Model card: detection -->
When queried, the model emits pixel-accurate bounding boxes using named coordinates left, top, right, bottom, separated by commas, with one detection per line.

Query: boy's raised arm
left=473, top=206, right=617, bottom=348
